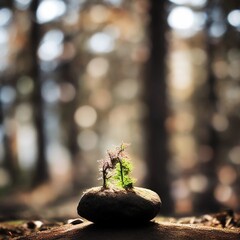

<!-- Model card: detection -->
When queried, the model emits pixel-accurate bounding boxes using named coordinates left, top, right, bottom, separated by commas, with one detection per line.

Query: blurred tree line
left=0, top=0, right=239, bottom=216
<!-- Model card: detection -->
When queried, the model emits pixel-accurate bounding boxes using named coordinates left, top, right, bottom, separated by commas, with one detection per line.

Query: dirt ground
left=0, top=210, right=239, bottom=240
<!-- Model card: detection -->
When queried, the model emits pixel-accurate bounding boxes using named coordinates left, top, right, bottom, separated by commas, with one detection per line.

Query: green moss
left=113, top=158, right=135, bottom=189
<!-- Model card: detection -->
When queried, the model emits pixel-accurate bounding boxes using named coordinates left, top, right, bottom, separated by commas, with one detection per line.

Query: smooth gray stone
left=77, top=187, right=161, bottom=225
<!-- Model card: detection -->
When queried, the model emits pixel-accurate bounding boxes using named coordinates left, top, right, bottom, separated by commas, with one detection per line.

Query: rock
left=26, top=220, right=43, bottom=229
left=77, top=187, right=161, bottom=225
left=67, top=218, right=84, bottom=225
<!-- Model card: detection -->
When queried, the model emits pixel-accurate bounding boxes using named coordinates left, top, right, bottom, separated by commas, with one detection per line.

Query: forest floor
left=0, top=210, right=239, bottom=239
left=0, top=187, right=240, bottom=239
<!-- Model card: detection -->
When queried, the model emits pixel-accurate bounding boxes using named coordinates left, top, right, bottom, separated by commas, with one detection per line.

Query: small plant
left=98, top=143, right=135, bottom=189
left=113, top=158, right=134, bottom=189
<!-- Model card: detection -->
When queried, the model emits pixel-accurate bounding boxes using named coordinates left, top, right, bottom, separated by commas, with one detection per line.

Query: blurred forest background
left=0, top=0, right=240, bottom=219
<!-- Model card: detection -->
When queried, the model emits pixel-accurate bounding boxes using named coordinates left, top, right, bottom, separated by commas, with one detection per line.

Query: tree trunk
left=195, top=0, right=221, bottom=213
left=143, top=0, right=173, bottom=215
left=30, top=0, right=49, bottom=186
left=0, top=78, right=19, bottom=185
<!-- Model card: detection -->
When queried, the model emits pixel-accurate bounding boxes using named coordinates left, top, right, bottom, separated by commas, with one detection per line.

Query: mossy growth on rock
left=98, top=143, right=135, bottom=189
left=78, top=143, right=161, bottom=224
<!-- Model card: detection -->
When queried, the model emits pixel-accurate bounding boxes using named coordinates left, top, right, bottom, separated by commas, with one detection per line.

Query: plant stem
left=103, top=170, right=107, bottom=189
left=103, top=177, right=106, bottom=189
left=119, top=160, right=124, bottom=187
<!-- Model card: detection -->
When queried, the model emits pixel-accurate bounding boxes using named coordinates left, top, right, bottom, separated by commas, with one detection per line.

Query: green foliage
left=113, top=158, right=135, bottom=189
left=98, top=143, right=135, bottom=189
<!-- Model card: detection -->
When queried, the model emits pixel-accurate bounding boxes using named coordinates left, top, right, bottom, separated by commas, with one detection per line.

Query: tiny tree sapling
left=114, top=157, right=134, bottom=189
left=98, top=143, right=135, bottom=189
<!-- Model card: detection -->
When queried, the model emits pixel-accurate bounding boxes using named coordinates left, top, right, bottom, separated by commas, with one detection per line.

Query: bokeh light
left=37, top=0, right=67, bottom=24
left=188, top=174, right=208, bottom=193
left=168, top=7, right=194, bottom=30
left=89, top=89, right=112, bottom=110
left=228, top=10, right=240, bottom=28
left=47, top=143, right=72, bottom=177
left=104, top=0, right=123, bottom=7
left=88, top=32, right=115, bottom=53
left=42, top=80, right=60, bottom=103
left=0, top=8, right=12, bottom=27
left=209, top=22, right=227, bottom=38
left=211, top=114, right=229, bottom=132
left=214, top=184, right=232, bottom=203
left=17, top=76, right=34, bottom=96
left=218, top=165, right=237, bottom=185
left=0, top=86, right=16, bottom=104
left=15, top=103, right=33, bottom=122
left=59, top=82, right=76, bottom=103
left=74, top=105, right=97, bottom=128
left=77, top=130, right=98, bottom=151
left=89, top=5, right=109, bottom=24
left=14, top=0, right=32, bottom=10
left=229, top=146, right=240, bottom=165
left=17, top=125, right=37, bottom=170
left=169, top=0, right=207, bottom=7
left=87, top=57, right=109, bottom=78
left=0, top=28, right=9, bottom=45
left=38, top=30, right=64, bottom=62
left=114, top=79, right=139, bottom=100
